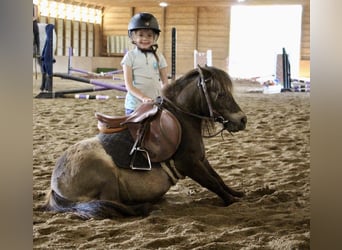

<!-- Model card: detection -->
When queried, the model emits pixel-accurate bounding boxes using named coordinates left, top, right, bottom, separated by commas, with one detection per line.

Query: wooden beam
left=54, top=0, right=309, bottom=8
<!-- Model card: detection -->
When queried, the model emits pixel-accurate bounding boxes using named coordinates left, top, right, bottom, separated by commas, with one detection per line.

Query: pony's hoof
left=224, top=196, right=239, bottom=206
left=233, top=190, right=245, bottom=198
left=134, top=203, right=152, bottom=216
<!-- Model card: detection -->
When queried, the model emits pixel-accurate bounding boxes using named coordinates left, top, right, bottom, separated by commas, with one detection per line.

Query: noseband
left=162, top=66, right=231, bottom=136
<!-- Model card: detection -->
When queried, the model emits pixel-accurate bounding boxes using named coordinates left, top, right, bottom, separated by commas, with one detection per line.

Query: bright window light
left=39, top=0, right=49, bottom=17
left=49, top=1, right=57, bottom=18
left=228, top=5, right=303, bottom=79
left=65, top=4, right=74, bottom=20
left=36, top=0, right=102, bottom=24
left=74, top=6, right=81, bottom=21
left=95, top=9, right=102, bottom=24
left=81, top=7, right=88, bottom=22
left=88, top=9, right=95, bottom=23
left=58, top=3, right=65, bottom=19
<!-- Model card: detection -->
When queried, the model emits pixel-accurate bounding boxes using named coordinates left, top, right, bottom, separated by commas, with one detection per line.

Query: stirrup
left=129, top=147, right=152, bottom=171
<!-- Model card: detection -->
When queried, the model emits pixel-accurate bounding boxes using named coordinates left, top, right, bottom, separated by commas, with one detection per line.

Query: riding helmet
left=128, top=12, right=161, bottom=38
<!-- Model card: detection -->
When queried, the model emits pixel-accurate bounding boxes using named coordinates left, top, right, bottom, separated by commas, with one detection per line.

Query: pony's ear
left=197, top=64, right=207, bottom=74
left=197, top=64, right=209, bottom=69
left=197, top=64, right=204, bottom=77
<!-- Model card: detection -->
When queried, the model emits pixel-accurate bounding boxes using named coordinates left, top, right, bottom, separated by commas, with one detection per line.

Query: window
left=228, top=5, right=302, bottom=79
left=36, top=0, right=102, bottom=24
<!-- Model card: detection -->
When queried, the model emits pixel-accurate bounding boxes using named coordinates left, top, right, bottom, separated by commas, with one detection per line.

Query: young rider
left=121, top=12, right=168, bottom=115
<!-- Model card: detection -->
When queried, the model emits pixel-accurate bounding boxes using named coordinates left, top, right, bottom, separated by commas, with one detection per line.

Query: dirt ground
left=33, top=75, right=310, bottom=249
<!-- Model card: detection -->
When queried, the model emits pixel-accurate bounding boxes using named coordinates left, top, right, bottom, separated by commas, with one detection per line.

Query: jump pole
left=68, top=67, right=123, bottom=81
left=36, top=73, right=126, bottom=98
left=36, top=86, right=111, bottom=98
left=35, top=28, right=126, bottom=99
left=67, top=47, right=123, bottom=77
left=53, top=73, right=127, bottom=92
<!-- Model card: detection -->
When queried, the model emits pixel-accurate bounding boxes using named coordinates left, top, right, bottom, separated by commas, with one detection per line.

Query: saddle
left=95, top=100, right=182, bottom=170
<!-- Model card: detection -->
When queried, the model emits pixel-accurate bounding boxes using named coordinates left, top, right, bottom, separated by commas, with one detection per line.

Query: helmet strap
left=137, top=44, right=159, bottom=63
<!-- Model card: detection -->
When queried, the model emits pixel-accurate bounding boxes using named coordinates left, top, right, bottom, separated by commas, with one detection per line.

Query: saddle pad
left=97, top=130, right=160, bottom=169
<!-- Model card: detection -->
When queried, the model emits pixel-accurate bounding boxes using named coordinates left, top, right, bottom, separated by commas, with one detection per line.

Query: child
left=121, top=12, right=168, bottom=115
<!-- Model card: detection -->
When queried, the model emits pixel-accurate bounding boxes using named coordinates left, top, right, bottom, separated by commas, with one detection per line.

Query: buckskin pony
left=44, top=66, right=247, bottom=219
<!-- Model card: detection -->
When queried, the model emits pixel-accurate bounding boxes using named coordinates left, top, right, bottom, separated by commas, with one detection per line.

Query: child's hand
left=142, top=97, right=153, bottom=103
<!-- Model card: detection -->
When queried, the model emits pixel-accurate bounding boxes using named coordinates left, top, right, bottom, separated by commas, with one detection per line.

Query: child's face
left=132, top=29, right=156, bottom=50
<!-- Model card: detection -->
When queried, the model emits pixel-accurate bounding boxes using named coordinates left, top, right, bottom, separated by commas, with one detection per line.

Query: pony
left=44, top=65, right=247, bottom=219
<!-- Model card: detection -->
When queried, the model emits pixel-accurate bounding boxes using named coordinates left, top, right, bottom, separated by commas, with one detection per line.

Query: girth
left=95, top=99, right=182, bottom=170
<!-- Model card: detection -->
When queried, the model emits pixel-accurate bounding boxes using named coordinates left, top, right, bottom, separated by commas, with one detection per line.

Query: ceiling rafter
left=51, top=0, right=309, bottom=8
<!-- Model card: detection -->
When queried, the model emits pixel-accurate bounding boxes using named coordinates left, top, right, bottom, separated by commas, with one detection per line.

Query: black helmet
left=128, top=12, right=161, bottom=35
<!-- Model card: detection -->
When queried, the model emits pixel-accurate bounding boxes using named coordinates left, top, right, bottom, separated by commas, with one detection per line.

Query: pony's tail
left=44, top=190, right=151, bottom=220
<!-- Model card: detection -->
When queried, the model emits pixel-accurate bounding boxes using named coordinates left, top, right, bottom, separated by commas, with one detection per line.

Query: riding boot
left=40, top=73, right=46, bottom=91
left=45, top=75, right=53, bottom=92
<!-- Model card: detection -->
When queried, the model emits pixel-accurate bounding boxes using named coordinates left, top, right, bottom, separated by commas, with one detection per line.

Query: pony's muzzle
left=240, top=114, right=247, bottom=129
left=225, top=112, right=247, bottom=132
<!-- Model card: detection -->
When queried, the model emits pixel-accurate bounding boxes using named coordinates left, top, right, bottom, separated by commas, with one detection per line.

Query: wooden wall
left=301, top=3, right=310, bottom=60
left=197, top=7, right=230, bottom=70
left=101, top=0, right=310, bottom=76
left=164, top=7, right=197, bottom=74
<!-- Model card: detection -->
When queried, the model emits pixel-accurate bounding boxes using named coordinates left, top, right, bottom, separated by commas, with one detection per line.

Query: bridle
left=161, top=66, right=232, bottom=137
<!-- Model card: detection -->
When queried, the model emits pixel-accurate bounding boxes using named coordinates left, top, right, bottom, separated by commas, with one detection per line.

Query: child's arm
left=123, top=64, right=153, bottom=102
left=159, top=67, right=169, bottom=87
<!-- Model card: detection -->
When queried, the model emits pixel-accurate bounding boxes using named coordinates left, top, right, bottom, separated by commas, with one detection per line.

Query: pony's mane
left=206, top=66, right=233, bottom=95
left=163, top=66, right=233, bottom=99
left=162, top=68, right=198, bottom=98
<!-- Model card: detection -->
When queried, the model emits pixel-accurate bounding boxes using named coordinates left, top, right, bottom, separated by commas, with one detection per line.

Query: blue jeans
left=125, top=109, right=134, bottom=115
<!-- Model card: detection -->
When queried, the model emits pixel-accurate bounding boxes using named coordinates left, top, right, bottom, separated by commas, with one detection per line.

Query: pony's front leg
left=182, top=159, right=238, bottom=206
left=202, top=158, right=244, bottom=198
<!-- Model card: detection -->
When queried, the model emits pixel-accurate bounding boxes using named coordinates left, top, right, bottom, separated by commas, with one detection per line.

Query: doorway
left=228, top=5, right=303, bottom=79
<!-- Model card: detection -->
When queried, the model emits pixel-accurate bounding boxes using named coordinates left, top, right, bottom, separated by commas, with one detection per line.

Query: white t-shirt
left=121, top=47, right=167, bottom=110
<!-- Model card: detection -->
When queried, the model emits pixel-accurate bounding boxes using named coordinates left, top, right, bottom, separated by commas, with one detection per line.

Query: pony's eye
left=217, top=93, right=226, bottom=98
